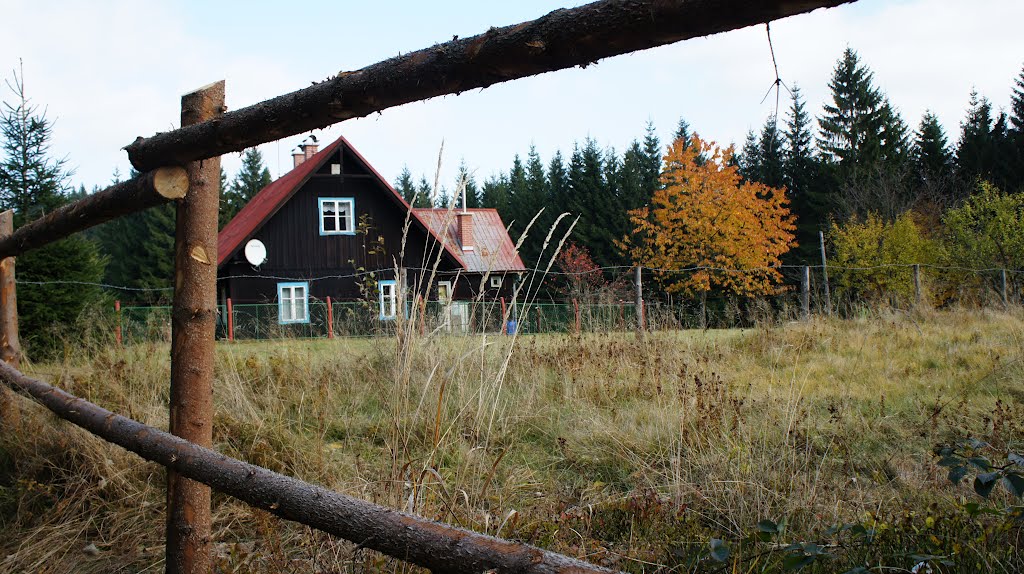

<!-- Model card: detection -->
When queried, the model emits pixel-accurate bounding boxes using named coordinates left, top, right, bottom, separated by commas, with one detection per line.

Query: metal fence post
left=326, top=296, right=334, bottom=339
left=800, top=265, right=810, bottom=321
left=226, top=297, right=234, bottom=341
left=167, top=80, right=224, bottom=574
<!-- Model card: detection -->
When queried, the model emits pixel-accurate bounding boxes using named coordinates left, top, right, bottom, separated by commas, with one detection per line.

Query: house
left=216, top=134, right=526, bottom=329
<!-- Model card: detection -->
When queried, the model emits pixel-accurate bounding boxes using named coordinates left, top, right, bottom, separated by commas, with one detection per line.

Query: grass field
left=1, top=307, right=1022, bottom=573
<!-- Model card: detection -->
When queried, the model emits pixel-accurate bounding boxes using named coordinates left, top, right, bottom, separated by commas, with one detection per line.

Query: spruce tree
left=737, top=129, right=761, bottom=182
left=0, top=69, right=104, bottom=357
left=911, top=110, right=959, bottom=204
left=547, top=150, right=569, bottom=210
left=757, top=116, right=786, bottom=189
left=394, top=165, right=416, bottom=204
left=818, top=48, right=887, bottom=173
left=957, top=89, right=996, bottom=184
left=220, top=148, right=271, bottom=228
left=414, top=175, right=434, bottom=208
left=454, top=160, right=481, bottom=208
left=781, top=86, right=829, bottom=264
left=480, top=174, right=511, bottom=222
left=515, top=146, right=550, bottom=264
left=640, top=121, right=662, bottom=201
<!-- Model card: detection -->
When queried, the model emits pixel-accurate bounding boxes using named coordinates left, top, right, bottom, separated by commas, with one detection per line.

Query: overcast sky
left=1, top=0, right=1022, bottom=195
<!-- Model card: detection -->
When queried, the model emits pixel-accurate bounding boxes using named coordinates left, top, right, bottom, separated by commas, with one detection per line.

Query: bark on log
left=0, top=167, right=188, bottom=260
left=0, top=211, right=20, bottom=432
left=0, top=362, right=619, bottom=574
left=166, top=80, right=223, bottom=574
left=125, top=0, right=855, bottom=171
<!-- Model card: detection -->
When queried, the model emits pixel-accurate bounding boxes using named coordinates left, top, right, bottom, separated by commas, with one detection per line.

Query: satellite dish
left=244, top=239, right=267, bottom=266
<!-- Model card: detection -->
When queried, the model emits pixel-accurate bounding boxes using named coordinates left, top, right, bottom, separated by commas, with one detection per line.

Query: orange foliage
left=621, top=134, right=796, bottom=297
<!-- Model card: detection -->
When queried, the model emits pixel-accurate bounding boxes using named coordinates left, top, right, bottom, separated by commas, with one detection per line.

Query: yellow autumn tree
left=622, top=134, right=796, bottom=297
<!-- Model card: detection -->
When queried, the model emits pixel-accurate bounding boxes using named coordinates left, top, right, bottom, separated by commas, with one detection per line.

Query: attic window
left=490, top=276, right=502, bottom=289
left=330, top=163, right=341, bottom=175
left=319, top=197, right=355, bottom=235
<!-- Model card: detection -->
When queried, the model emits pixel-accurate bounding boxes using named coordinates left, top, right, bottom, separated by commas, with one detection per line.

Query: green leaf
left=757, top=519, right=779, bottom=534
left=974, top=472, right=998, bottom=498
left=782, top=553, right=816, bottom=570
left=948, top=465, right=969, bottom=485
left=968, top=456, right=991, bottom=471
left=937, top=456, right=961, bottom=467
left=967, top=438, right=989, bottom=449
left=843, top=568, right=869, bottom=574
left=1009, top=453, right=1024, bottom=467
left=1003, top=473, right=1024, bottom=498
left=709, top=538, right=730, bottom=562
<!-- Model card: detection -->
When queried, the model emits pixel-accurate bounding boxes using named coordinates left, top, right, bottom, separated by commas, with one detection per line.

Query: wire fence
left=100, top=263, right=1021, bottom=344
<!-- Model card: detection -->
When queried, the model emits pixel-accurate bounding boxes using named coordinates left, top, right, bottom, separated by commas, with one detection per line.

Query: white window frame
left=278, top=282, right=309, bottom=324
left=379, top=279, right=397, bottom=320
left=490, top=276, right=502, bottom=289
left=318, top=197, right=355, bottom=236
left=437, top=280, right=452, bottom=303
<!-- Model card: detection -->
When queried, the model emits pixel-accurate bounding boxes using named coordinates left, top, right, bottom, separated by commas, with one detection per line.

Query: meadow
left=1, top=307, right=1022, bottom=573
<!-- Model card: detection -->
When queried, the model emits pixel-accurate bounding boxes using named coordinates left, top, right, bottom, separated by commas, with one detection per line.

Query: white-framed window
left=437, top=280, right=452, bottom=303
left=318, top=197, right=355, bottom=235
left=490, top=276, right=502, bottom=289
left=379, top=279, right=397, bottom=320
left=278, top=282, right=309, bottom=324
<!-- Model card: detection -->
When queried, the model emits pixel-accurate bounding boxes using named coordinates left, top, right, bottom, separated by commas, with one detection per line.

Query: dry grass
left=1, top=307, right=1022, bottom=572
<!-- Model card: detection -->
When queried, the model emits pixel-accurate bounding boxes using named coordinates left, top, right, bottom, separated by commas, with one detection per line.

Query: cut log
left=0, top=166, right=188, bottom=259
left=166, top=80, right=223, bottom=574
left=125, top=0, right=855, bottom=171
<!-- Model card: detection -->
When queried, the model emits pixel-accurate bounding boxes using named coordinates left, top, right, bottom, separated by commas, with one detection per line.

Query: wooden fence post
left=800, top=265, right=810, bottom=321
left=635, top=265, right=644, bottom=336
left=167, top=80, right=224, bottom=574
left=819, top=230, right=831, bottom=316
left=115, top=300, right=123, bottom=345
left=326, top=296, right=334, bottom=339
left=573, top=299, right=580, bottom=334
left=1001, top=269, right=1009, bottom=307
left=913, top=264, right=922, bottom=305
left=0, top=210, right=21, bottom=431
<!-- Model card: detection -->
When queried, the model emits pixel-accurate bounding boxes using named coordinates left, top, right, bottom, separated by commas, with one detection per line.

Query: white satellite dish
left=244, top=239, right=267, bottom=266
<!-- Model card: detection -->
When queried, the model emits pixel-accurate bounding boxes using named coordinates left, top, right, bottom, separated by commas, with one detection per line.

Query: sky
left=1, top=0, right=1022, bottom=196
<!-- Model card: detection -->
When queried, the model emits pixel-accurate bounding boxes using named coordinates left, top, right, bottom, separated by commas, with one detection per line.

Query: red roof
left=217, top=135, right=464, bottom=268
left=413, top=209, right=526, bottom=273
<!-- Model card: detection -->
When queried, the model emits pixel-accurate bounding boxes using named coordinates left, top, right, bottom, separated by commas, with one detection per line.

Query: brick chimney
left=303, top=142, right=319, bottom=160
left=292, top=149, right=305, bottom=169
left=457, top=212, right=474, bottom=251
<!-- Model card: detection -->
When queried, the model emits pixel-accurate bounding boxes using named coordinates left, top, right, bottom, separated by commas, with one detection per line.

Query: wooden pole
left=573, top=298, right=580, bottom=334
left=800, top=265, right=810, bottom=321
left=226, top=298, right=234, bottom=341
left=635, top=265, right=644, bottom=336
left=819, top=230, right=831, bottom=316
left=1001, top=269, right=1009, bottom=307
left=0, top=211, right=21, bottom=368
left=115, top=300, right=123, bottom=346
left=0, top=210, right=21, bottom=431
left=123, top=0, right=854, bottom=172
left=326, top=296, right=334, bottom=339
left=913, top=264, right=922, bottom=305
left=167, top=80, right=224, bottom=574
left=0, top=168, right=188, bottom=260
